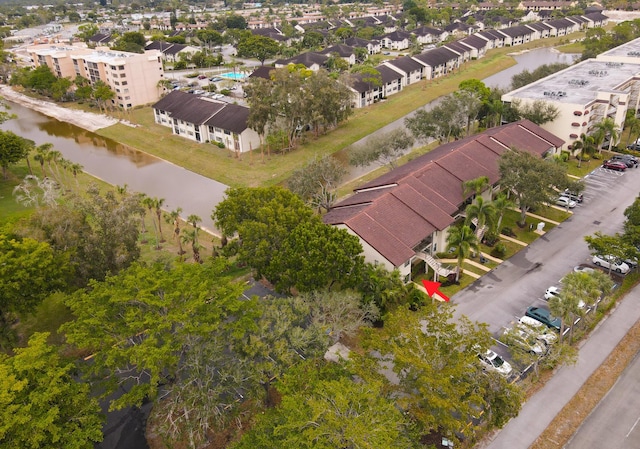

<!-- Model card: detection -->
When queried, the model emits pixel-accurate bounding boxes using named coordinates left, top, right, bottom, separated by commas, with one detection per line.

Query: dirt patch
left=0, top=85, right=118, bottom=132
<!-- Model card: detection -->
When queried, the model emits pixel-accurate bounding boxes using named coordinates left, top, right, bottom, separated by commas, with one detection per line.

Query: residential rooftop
left=504, top=59, right=640, bottom=106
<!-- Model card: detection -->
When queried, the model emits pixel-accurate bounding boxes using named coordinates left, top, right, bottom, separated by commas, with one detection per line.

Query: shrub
left=216, top=141, right=226, bottom=149
left=220, top=89, right=231, bottom=96
left=491, top=242, right=507, bottom=258
left=482, top=231, right=499, bottom=246
left=501, top=227, right=516, bottom=237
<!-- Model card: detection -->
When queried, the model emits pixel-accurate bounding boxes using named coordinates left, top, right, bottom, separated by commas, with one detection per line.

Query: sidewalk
left=479, top=285, right=640, bottom=449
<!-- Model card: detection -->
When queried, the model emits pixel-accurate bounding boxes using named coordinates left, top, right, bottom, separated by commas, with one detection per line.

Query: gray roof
left=275, top=51, right=328, bottom=68
left=153, top=91, right=224, bottom=125
left=344, top=37, right=374, bottom=48
left=204, top=103, right=250, bottom=134
left=319, top=44, right=355, bottom=57
left=460, top=35, right=489, bottom=50
left=500, top=25, right=534, bottom=38
left=413, top=47, right=459, bottom=67
left=377, top=64, right=402, bottom=83
left=385, top=55, right=424, bottom=73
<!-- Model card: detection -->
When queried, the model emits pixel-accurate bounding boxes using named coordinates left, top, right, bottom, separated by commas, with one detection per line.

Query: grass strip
left=530, top=277, right=640, bottom=449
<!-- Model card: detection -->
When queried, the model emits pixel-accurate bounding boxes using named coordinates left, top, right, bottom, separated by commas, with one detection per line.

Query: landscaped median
left=414, top=206, right=572, bottom=299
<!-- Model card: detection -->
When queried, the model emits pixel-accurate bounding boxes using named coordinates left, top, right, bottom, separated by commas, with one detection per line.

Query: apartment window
left=118, top=65, right=124, bottom=70
left=126, top=103, right=132, bottom=108
left=120, top=73, right=127, bottom=78
left=117, top=96, right=122, bottom=100
left=224, top=130, right=231, bottom=135
left=125, top=96, right=130, bottom=100
left=122, top=81, right=128, bottom=85
left=116, top=89, right=121, bottom=93
left=114, top=81, right=120, bottom=85
left=111, top=65, right=116, bottom=70
left=124, top=89, right=129, bottom=93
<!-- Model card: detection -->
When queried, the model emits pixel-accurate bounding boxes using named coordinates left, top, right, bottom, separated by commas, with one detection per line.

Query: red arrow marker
left=422, top=280, right=450, bottom=302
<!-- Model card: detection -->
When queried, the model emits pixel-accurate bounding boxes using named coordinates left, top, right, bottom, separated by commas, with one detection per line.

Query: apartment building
left=27, top=44, right=164, bottom=109
left=502, top=37, right=640, bottom=151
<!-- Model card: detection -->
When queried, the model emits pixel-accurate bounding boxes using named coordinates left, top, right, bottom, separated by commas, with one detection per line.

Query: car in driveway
left=626, top=143, right=640, bottom=152
left=556, top=196, right=577, bottom=208
left=197, top=74, right=207, bottom=80
left=211, top=93, right=224, bottom=99
left=518, top=317, right=558, bottom=345
left=477, top=349, right=512, bottom=376
left=503, top=326, right=546, bottom=355
left=602, top=160, right=627, bottom=171
left=592, top=254, right=630, bottom=274
left=525, top=306, right=562, bottom=331
left=209, top=77, right=223, bottom=82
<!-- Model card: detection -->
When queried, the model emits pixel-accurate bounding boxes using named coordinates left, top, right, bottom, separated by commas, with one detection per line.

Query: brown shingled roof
left=324, top=120, right=563, bottom=267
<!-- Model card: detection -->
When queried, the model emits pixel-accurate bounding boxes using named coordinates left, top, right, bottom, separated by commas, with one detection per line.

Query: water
left=220, top=72, right=247, bottom=80
left=483, top=47, right=580, bottom=89
left=1, top=101, right=227, bottom=233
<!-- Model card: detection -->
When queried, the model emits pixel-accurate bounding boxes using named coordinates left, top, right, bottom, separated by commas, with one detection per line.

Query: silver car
left=556, top=196, right=577, bottom=209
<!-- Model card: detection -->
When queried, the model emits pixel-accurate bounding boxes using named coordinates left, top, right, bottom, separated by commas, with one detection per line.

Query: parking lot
left=453, top=159, right=640, bottom=378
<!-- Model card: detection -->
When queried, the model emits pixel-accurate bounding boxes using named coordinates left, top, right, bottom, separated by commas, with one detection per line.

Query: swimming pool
left=220, top=72, right=247, bottom=80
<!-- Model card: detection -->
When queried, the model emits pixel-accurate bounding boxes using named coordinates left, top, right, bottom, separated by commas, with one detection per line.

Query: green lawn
left=88, top=30, right=589, bottom=189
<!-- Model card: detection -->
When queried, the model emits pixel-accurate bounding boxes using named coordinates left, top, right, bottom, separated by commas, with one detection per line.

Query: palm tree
left=572, top=133, right=595, bottom=168
left=187, top=214, right=201, bottom=245
left=181, top=228, right=202, bottom=263
left=69, top=163, right=83, bottom=186
left=549, top=290, right=580, bottom=343
left=593, top=118, right=620, bottom=154
left=23, top=141, right=34, bottom=176
left=625, top=110, right=640, bottom=146
left=446, top=224, right=479, bottom=282
left=165, top=208, right=185, bottom=255
left=141, top=195, right=160, bottom=248
left=33, top=143, right=52, bottom=178
left=152, top=197, right=166, bottom=242
left=465, top=196, right=496, bottom=239
left=492, top=193, right=515, bottom=234
left=588, top=270, right=614, bottom=314
left=462, top=175, right=490, bottom=200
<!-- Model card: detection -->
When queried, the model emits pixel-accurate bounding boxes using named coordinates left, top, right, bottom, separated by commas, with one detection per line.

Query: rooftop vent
left=568, top=79, right=589, bottom=86
left=588, top=69, right=608, bottom=77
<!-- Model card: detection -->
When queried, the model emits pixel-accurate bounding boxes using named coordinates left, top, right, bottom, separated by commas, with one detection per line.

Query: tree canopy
left=0, top=332, right=104, bottom=449
left=498, top=149, right=570, bottom=226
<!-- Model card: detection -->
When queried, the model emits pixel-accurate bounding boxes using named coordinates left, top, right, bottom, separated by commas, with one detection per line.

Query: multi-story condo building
left=27, top=44, right=164, bottom=109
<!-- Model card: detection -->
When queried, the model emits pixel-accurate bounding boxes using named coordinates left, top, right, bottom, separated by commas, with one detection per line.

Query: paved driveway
left=452, top=163, right=640, bottom=335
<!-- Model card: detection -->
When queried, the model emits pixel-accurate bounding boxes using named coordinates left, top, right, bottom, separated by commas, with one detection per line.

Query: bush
left=482, top=231, right=499, bottom=246
left=501, top=227, right=516, bottom=237
left=216, top=141, right=226, bottom=149
left=220, top=89, right=231, bottom=96
left=491, top=242, right=507, bottom=258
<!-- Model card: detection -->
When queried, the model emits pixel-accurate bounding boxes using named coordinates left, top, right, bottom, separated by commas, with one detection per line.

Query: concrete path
left=478, top=283, right=640, bottom=449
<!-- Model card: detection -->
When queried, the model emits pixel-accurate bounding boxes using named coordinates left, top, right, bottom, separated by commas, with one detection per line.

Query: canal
left=1, top=102, right=226, bottom=233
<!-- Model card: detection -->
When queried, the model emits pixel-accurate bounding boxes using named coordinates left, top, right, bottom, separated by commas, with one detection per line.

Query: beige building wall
left=27, top=44, right=164, bottom=109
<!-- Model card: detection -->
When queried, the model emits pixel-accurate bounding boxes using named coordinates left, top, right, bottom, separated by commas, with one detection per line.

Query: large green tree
left=354, top=305, right=522, bottom=441
left=499, top=149, right=570, bottom=226
left=446, top=224, right=479, bottom=282
left=348, top=128, right=415, bottom=169
left=0, top=130, right=29, bottom=179
left=237, top=35, right=280, bottom=65
left=232, top=369, right=416, bottom=449
left=0, top=333, right=104, bottom=448
left=287, top=154, right=346, bottom=210
left=61, top=259, right=246, bottom=411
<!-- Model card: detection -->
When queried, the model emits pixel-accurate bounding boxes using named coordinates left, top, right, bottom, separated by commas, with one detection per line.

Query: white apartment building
left=27, top=44, right=164, bottom=109
left=502, top=39, right=640, bottom=152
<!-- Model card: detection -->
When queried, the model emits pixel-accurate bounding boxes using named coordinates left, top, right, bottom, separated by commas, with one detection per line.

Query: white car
left=478, top=349, right=513, bottom=377
left=503, top=327, right=546, bottom=355
left=544, top=286, right=561, bottom=300
left=592, top=255, right=630, bottom=274
left=556, top=196, right=577, bottom=208
left=212, top=93, right=224, bottom=100
left=574, top=265, right=595, bottom=274
left=518, top=316, right=558, bottom=345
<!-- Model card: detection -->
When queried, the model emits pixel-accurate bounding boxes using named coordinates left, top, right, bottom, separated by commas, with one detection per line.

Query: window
left=122, top=81, right=128, bottom=85
left=120, top=73, right=126, bottom=78
left=224, top=130, right=231, bottom=135
left=110, top=65, right=116, bottom=70
left=114, top=82, right=120, bottom=86
left=118, top=65, right=124, bottom=70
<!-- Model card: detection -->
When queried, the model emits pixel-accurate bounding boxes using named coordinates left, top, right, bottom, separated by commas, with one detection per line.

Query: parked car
left=563, top=189, right=583, bottom=203
left=602, top=160, right=627, bottom=171
left=518, top=317, right=558, bottom=345
left=626, top=143, right=640, bottom=152
left=503, top=327, right=546, bottom=355
left=574, top=265, right=595, bottom=274
left=525, top=306, right=562, bottom=331
left=611, top=154, right=638, bottom=167
left=211, top=93, right=224, bottom=99
left=210, top=77, right=223, bottom=82
left=477, top=349, right=512, bottom=376
left=592, top=254, right=630, bottom=274
left=544, top=286, right=561, bottom=300
left=556, top=196, right=577, bottom=208
left=197, top=74, right=207, bottom=80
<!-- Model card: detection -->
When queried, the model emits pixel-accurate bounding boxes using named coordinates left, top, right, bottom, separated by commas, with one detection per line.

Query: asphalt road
left=460, top=163, right=640, bottom=449
left=452, top=163, right=639, bottom=335
left=565, top=351, right=640, bottom=449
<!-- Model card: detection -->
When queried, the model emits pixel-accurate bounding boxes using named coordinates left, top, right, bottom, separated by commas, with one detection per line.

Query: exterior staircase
left=416, top=251, right=457, bottom=278
left=470, top=217, right=488, bottom=242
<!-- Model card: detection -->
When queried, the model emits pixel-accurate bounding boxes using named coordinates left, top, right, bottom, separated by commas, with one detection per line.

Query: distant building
left=27, top=43, right=164, bottom=109
left=152, top=90, right=260, bottom=153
